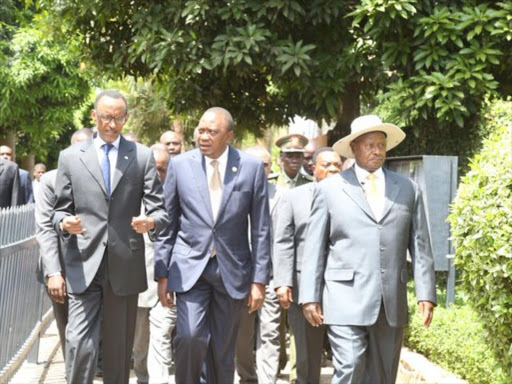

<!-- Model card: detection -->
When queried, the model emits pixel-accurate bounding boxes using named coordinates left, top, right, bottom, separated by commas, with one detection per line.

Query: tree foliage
left=354, top=1, right=512, bottom=168
left=0, top=5, right=92, bottom=162
left=30, top=0, right=512, bottom=162
left=447, top=99, right=512, bottom=376
left=39, top=0, right=363, bottom=135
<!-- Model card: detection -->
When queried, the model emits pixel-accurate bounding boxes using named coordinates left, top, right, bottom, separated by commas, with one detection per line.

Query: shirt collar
left=94, top=132, right=121, bottom=151
left=204, top=145, right=229, bottom=167
left=354, top=163, right=384, bottom=184
left=282, top=169, right=299, bottom=184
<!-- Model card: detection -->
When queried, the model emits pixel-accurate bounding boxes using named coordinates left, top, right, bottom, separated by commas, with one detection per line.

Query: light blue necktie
left=101, top=143, right=113, bottom=197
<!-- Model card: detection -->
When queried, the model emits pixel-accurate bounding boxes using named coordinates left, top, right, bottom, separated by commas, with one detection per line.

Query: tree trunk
left=328, top=82, right=360, bottom=147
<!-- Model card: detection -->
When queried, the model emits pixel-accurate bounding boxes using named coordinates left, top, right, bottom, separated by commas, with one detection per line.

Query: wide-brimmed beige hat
left=333, top=115, right=406, bottom=158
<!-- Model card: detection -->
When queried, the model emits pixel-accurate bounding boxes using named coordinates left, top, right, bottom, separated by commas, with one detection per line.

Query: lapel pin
left=124, top=156, right=128, bottom=160
left=232, top=166, right=238, bottom=172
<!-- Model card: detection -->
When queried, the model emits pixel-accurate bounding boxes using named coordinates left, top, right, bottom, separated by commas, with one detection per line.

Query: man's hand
left=418, top=300, right=435, bottom=327
left=276, top=286, right=293, bottom=309
left=131, top=215, right=155, bottom=233
left=47, top=274, right=66, bottom=304
left=157, top=277, right=174, bottom=308
left=61, top=215, right=85, bottom=234
left=247, top=283, right=266, bottom=314
left=302, top=302, right=323, bottom=327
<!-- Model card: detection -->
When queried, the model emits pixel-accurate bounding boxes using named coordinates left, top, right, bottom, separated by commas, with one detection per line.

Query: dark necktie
left=101, top=143, right=113, bottom=197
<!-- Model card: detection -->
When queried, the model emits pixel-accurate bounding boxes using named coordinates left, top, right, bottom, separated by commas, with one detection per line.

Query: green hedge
left=404, top=291, right=507, bottom=384
left=447, top=98, right=512, bottom=378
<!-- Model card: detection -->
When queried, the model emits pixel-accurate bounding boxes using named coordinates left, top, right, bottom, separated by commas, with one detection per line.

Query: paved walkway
left=10, top=320, right=466, bottom=384
left=9, top=320, right=334, bottom=383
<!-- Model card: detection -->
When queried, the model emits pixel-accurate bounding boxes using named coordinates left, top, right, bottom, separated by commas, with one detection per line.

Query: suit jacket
left=154, top=147, right=271, bottom=299
left=273, top=182, right=314, bottom=302
left=35, top=170, right=63, bottom=283
left=0, top=158, right=21, bottom=208
left=19, top=168, right=34, bottom=204
left=53, top=136, right=169, bottom=295
left=299, top=167, right=436, bottom=328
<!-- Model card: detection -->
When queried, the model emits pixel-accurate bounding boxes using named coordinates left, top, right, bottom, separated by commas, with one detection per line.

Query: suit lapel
left=80, top=140, right=108, bottom=196
left=111, top=137, right=135, bottom=195
left=340, top=168, right=376, bottom=220
left=217, top=146, right=240, bottom=221
left=381, top=169, right=400, bottom=220
left=190, top=149, right=214, bottom=224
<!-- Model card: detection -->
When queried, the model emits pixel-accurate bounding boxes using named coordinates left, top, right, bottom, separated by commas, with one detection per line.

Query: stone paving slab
left=10, top=320, right=467, bottom=384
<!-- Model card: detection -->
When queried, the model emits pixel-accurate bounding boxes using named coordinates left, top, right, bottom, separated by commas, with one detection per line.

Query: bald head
left=160, top=130, right=183, bottom=157
left=0, top=145, right=13, bottom=161
left=71, top=128, right=93, bottom=145
left=313, top=147, right=342, bottom=182
left=244, top=145, right=272, bottom=177
left=151, top=144, right=170, bottom=182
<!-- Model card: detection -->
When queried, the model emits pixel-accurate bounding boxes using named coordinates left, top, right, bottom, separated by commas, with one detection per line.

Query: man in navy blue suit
left=155, top=107, right=271, bottom=384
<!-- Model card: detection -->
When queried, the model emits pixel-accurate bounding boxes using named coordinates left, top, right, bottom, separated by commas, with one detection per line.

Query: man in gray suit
left=35, top=128, right=93, bottom=356
left=155, top=107, right=271, bottom=384
left=133, top=144, right=177, bottom=384
left=274, top=147, right=342, bottom=384
left=236, top=145, right=282, bottom=384
left=300, top=115, right=436, bottom=384
left=0, top=157, right=21, bottom=208
left=53, top=90, right=169, bottom=384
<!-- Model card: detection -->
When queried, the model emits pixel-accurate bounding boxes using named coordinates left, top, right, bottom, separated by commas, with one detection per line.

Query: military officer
left=269, top=134, right=312, bottom=188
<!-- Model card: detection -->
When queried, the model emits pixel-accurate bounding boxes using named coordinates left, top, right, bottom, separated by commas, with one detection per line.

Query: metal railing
left=0, top=204, right=52, bottom=383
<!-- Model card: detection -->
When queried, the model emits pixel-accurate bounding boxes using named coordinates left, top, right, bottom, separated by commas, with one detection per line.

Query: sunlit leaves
left=447, top=100, right=512, bottom=374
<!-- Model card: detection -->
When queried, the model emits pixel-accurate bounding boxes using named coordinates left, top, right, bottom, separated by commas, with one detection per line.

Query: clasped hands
left=61, top=214, right=155, bottom=234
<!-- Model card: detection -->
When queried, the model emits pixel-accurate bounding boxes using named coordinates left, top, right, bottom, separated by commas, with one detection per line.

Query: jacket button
left=380, top=246, right=385, bottom=251
left=102, top=242, right=107, bottom=246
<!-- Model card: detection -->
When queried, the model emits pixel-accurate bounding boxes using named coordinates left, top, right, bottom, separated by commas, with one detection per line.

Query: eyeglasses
left=95, top=112, right=127, bottom=125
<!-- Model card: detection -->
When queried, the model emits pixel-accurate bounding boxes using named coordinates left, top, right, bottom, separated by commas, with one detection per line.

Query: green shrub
left=405, top=293, right=507, bottom=384
left=446, top=98, right=512, bottom=379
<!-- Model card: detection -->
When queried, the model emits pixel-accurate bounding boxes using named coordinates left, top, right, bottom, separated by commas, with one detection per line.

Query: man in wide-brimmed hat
left=299, top=115, right=437, bottom=384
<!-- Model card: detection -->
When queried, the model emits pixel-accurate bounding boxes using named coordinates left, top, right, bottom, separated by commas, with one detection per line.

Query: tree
left=39, top=0, right=363, bottom=136
left=40, top=0, right=511, bottom=165
left=0, top=5, right=91, bottom=164
left=352, top=0, right=512, bottom=167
